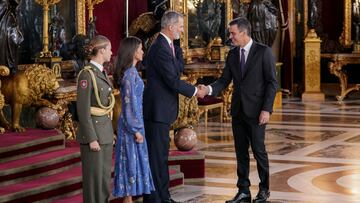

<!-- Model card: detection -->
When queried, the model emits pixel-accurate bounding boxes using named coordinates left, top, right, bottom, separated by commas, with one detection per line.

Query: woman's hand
left=89, top=140, right=101, bottom=152
left=134, top=132, right=144, bottom=143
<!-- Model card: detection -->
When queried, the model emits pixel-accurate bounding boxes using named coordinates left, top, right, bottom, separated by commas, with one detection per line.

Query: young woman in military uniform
left=76, top=35, right=115, bottom=203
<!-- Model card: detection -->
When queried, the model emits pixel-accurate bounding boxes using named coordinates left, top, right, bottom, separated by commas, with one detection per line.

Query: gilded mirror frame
left=340, top=0, right=351, bottom=47
left=171, top=0, right=232, bottom=63
left=76, top=0, right=86, bottom=35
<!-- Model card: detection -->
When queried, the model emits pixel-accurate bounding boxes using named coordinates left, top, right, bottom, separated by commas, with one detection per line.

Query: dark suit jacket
left=211, top=41, right=278, bottom=118
left=144, top=34, right=195, bottom=124
left=76, top=63, right=114, bottom=144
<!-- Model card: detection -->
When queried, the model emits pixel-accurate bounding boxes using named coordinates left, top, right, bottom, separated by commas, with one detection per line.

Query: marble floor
left=169, top=97, right=360, bottom=203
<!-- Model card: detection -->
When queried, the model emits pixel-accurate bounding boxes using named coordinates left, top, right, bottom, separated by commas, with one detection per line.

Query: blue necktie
left=240, top=48, right=245, bottom=78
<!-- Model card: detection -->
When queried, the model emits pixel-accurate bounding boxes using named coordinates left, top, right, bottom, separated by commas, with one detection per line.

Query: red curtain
left=93, top=0, right=147, bottom=54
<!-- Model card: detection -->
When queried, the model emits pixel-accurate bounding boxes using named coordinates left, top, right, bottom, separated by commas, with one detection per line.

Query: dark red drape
left=93, top=0, right=147, bottom=54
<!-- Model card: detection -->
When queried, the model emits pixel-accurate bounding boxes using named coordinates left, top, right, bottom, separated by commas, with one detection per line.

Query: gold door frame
left=171, top=0, right=232, bottom=63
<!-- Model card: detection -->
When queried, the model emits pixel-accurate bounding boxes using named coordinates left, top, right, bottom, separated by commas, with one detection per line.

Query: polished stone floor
left=169, top=97, right=360, bottom=203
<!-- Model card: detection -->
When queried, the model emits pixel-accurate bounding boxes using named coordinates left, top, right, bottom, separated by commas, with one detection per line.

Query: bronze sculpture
left=0, top=0, right=23, bottom=73
left=247, top=0, right=278, bottom=47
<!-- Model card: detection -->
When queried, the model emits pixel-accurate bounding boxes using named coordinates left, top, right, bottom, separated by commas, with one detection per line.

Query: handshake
left=195, top=84, right=210, bottom=99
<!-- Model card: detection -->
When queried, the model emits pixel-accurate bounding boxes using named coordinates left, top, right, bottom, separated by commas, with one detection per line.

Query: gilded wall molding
left=86, top=0, right=104, bottom=21
left=77, top=0, right=86, bottom=35
left=340, top=0, right=352, bottom=47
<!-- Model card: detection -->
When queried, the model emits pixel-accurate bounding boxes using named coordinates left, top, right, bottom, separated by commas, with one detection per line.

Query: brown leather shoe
left=225, top=192, right=251, bottom=203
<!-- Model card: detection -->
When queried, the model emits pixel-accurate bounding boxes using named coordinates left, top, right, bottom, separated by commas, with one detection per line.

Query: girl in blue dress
left=113, top=36, right=154, bottom=203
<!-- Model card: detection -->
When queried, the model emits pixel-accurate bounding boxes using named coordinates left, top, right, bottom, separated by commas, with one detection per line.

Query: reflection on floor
left=170, top=98, right=360, bottom=203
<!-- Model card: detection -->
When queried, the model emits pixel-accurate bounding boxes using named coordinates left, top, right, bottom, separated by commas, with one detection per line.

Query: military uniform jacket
left=76, top=63, right=114, bottom=144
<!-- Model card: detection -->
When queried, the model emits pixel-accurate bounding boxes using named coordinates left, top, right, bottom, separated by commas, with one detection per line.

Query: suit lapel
left=159, top=34, right=176, bottom=60
left=232, top=47, right=241, bottom=80
left=243, top=42, right=258, bottom=79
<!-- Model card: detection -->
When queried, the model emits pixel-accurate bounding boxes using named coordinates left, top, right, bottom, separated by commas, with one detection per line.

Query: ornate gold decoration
left=172, top=94, right=200, bottom=130
left=0, top=64, right=60, bottom=132
left=53, top=85, right=77, bottom=139
left=0, top=66, right=10, bottom=134
left=323, top=53, right=360, bottom=102
left=183, top=62, right=232, bottom=121
left=340, top=0, right=352, bottom=48
left=302, top=29, right=324, bottom=101
left=35, top=0, right=61, bottom=57
left=86, top=0, right=104, bottom=21
left=172, top=76, right=200, bottom=130
left=77, top=0, right=86, bottom=35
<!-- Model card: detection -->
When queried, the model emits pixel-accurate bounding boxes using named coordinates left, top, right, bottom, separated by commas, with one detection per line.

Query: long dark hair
left=113, top=36, right=142, bottom=88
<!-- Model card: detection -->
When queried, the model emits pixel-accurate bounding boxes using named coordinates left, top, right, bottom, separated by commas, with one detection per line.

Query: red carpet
left=0, top=129, right=188, bottom=203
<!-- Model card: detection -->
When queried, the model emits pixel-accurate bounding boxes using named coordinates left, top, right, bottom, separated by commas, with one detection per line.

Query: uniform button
left=108, top=87, right=112, bottom=91
left=101, top=88, right=103, bottom=91
left=95, top=120, right=98, bottom=123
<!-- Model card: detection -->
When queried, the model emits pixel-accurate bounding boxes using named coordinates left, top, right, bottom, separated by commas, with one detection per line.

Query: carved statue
left=0, top=0, right=23, bottom=74
left=247, top=0, right=278, bottom=47
left=171, top=95, right=200, bottom=130
left=60, top=34, right=89, bottom=73
left=232, top=0, right=250, bottom=18
left=308, top=0, right=318, bottom=29
left=0, top=64, right=60, bottom=132
left=87, top=17, right=98, bottom=40
left=49, top=13, right=65, bottom=56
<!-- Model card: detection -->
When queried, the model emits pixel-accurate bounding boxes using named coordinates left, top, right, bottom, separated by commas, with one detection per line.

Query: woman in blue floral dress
left=113, top=36, right=154, bottom=203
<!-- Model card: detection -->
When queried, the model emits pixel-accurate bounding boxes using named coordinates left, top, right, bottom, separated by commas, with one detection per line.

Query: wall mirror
left=171, top=0, right=232, bottom=63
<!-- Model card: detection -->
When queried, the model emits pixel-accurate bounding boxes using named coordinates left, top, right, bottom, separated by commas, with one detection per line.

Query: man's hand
left=196, top=84, right=209, bottom=98
left=135, top=132, right=144, bottom=143
left=89, top=140, right=101, bottom=152
left=259, top=111, right=270, bottom=125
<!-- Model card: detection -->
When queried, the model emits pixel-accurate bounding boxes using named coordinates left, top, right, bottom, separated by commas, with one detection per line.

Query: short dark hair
left=229, top=17, right=252, bottom=36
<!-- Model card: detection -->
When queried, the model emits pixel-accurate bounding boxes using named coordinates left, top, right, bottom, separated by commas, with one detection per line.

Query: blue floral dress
left=113, top=66, right=155, bottom=197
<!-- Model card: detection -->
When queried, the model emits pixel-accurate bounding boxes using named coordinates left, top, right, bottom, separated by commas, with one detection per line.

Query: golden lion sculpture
left=0, top=64, right=60, bottom=132
left=0, top=65, right=10, bottom=134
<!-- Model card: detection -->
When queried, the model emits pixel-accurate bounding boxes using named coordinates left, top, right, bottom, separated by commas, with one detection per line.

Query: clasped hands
left=196, top=84, right=209, bottom=99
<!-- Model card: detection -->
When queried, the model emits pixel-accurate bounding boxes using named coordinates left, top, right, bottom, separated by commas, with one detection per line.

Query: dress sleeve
left=122, top=69, right=143, bottom=135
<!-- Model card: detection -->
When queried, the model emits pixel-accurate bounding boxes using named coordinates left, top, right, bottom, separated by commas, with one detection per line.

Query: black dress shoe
left=225, top=192, right=251, bottom=203
left=252, top=190, right=270, bottom=203
left=162, top=198, right=179, bottom=203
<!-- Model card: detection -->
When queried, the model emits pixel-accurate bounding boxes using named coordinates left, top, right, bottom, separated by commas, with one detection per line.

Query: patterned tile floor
left=170, top=97, right=360, bottom=203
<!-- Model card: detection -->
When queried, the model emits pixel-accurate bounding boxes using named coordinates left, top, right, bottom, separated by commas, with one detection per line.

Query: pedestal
left=35, top=56, right=62, bottom=79
left=273, top=92, right=282, bottom=109
left=302, top=29, right=325, bottom=102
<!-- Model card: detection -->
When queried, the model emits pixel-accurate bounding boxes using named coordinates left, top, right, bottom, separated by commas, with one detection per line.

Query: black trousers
left=143, top=120, right=171, bottom=203
left=232, top=114, right=269, bottom=193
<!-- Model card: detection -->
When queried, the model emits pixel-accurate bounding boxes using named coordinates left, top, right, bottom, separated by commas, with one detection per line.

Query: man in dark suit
left=201, top=17, right=277, bottom=203
left=143, top=10, right=206, bottom=203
